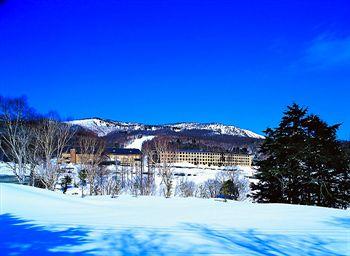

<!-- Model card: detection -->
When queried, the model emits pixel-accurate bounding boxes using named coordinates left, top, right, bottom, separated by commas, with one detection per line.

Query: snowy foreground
left=0, top=184, right=349, bottom=256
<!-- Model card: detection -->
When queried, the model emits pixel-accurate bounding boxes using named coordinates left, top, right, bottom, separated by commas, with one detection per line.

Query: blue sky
left=0, top=0, right=349, bottom=139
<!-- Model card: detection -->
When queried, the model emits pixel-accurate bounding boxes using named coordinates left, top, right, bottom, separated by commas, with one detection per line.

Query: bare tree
left=27, top=124, right=42, bottom=186
left=176, top=179, right=196, bottom=197
left=154, top=137, right=174, bottom=198
left=108, top=167, right=122, bottom=197
left=202, top=179, right=222, bottom=198
left=95, top=165, right=111, bottom=195
left=0, top=96, right=34, bottom=183
left=119, top=165, right=127, bottom=190
left=142, top=140, right=156, bottom=195
left=78, top=136, right=105, bottom=195
left=35, top=116, right=74, bottom=190
left=195, top=184, right=209, bottom=198
left=132, top=162, right=142, bottom=196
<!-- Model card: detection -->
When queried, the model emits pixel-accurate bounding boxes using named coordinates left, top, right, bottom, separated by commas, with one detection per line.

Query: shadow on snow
left=184, top=224, right=348, bottom=256
left=0, top=214, right=348, bottom=256
left=0, top=213, right=91, bottom=255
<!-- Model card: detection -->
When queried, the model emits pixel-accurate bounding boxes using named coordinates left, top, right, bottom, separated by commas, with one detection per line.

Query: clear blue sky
left=0, top=0, right=349, bottom=139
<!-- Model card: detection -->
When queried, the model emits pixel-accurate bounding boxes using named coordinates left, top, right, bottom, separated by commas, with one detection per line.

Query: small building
left=159, top=149, right=253, bottom=167
left=60, top=148, right=76, bottom=164
left=105, top=148, right=142, bottom=166
left=59, top=148, right=96, bottom=164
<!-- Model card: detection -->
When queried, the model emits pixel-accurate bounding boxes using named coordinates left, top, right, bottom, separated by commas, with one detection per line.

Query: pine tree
left=61, top=175, right=72, bottom=194
left=220, top=180, right=239, bottom=200
left=251, top=103, right=350, bottom=209
left=78, top=170, right=88, bottom=198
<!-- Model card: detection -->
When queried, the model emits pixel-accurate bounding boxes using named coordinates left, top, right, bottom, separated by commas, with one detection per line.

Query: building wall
left=60, top=152, right=73, bottom=164
left=159, top=151, right=252, bottom=167
left=61, top=149, right=251, bottom=167
left=106, top=153, right=141, bottom=166
left=59, top=149, right=96, bottom=164
left=60, top=149, right=142, bottom=166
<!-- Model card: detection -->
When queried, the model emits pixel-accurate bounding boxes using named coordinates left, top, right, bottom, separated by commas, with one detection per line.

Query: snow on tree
left=0, top=96, right=35, bottom=183
left=78, top=135, right=105, bottom=195
left=34, top=115, right=74, bottom=190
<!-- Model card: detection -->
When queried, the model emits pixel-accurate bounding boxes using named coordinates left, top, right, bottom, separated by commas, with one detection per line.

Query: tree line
left=0, top=96, right=74, bottom=189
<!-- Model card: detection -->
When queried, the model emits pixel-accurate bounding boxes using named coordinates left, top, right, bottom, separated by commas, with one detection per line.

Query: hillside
left=1, top=183, right=348, bottom=255
left=68, top=118, right=265, bottom=139
left=68, top=118, right=145, bottom=137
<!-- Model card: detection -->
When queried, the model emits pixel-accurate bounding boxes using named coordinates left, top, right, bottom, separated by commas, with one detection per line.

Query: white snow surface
left=67, top=118, right=265, bottom=138
left=125, top=135, right=155, bottom=150
left=0, top=162, right=31, bottom=176
left=169, top=122, right=265, bottom=139
left=0, top=183, right=348, bottom=255
left=68, top=118, right=144, bottom=137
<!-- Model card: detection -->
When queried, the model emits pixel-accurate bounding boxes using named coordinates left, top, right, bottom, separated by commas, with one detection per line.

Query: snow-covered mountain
left=168, top=123, right=264, bottom=139
left=68, top=118, right=145, bottom=136
left=68, top=118, right=264, bottom=139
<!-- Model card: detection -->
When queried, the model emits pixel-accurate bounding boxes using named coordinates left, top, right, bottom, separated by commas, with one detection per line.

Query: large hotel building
left=60, top=148, right=253, bottom=167
left=159, top=149, right=253, bottom=167
left=60, top=148, right=142, bottom=166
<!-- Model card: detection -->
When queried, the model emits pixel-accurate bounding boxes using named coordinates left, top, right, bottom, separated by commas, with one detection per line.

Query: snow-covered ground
left=125, top=135, right=155, bottom=150
left=0, top=160, right=255, bottom=188
left=0, top=183, right=349, bottom=255
left=0, top=162, right=17, bottom=176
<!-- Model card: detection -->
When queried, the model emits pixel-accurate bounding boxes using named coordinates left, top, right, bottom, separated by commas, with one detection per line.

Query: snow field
left=0, top=183, right=349, bottom=255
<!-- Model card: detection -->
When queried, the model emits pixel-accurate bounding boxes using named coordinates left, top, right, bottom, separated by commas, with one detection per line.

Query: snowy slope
left=168, top=122, right=265, bottom=139
left=68, top=118, right=264, bottom=138
left=68, top=118, right=144, bottom=136
left=125, top=135, right=155, bottom=150
left=1, top=183, right=348, bottom=255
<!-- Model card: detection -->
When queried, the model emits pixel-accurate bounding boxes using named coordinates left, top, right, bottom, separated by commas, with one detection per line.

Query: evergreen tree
left=251, top=103, right=349, bottom=209
left=78, top=170, right=88, bottom=198
left=220, top=180, right=239, bottom=200
left=61, top=175, right=72, bottom=194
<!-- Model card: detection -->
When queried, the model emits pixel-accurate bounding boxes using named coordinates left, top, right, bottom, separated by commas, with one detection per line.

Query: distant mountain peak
left=67, top=118, right=264, bottom=139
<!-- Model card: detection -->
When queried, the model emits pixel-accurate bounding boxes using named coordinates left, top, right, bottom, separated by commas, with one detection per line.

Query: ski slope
left=0, top=183, right=349, bottom=255
left=125, top=135, right=155, bottom=150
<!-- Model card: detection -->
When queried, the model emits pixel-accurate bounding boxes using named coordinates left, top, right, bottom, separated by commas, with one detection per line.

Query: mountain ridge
left=68, top=118, right=265, bottom=139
